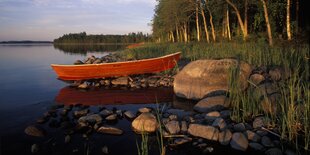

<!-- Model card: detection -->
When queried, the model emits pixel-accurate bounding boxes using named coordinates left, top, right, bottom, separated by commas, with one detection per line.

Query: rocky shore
left=24, top=54, right=307, bottom=155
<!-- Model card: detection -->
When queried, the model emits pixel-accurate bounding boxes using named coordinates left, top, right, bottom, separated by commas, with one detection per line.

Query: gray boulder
left=174, top=59, right=252, bottom=100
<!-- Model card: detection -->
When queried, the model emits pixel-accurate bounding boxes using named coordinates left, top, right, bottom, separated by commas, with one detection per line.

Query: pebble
left=65, top=135, right=71, bottom=143
left=102, top=146, right=109, bottom=154
left=265, top=148, right=283, bottom=155
left=138, top=107, right=152, bottom=113
left=233, top=123, right=246, bottom=132
left=105, top=114, right=117, bottom=121
left=164, top=120, right=180, bottom=134
left=261, top=136, right=274, bottom=147
left=124, top=110, right=136, bottom=119
left=31, top=144, right=39, bottom=153
left=97, top=126, right=123, bottom=135
left=203, top=147, right=214, bottom=153
left=25, top=125, right=46, bottom=137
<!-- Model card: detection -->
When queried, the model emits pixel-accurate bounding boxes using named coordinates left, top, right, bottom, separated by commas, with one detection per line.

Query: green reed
left=136, top=130, right=149, bottom=155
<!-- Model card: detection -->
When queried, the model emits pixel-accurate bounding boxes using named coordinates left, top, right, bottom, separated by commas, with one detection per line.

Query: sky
left=0, top=0, right=157, bottom=41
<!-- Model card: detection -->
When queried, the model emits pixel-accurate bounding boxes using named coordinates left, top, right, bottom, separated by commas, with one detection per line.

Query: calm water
left=0, top=44, right=260, bottom=155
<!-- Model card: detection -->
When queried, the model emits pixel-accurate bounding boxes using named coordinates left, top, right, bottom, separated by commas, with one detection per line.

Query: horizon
left=0, top=0, right=156, bottom=42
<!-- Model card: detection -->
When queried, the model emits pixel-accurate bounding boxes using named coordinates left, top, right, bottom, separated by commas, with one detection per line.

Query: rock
left=245, top=130, right=261, bottom=142
left=138, top=107, right=152, bottom=113
left=255, top=83, right=278, bottom=97
left=31, top=144, right=39, bottom=153
left=97, top=126, right=123, bottom=135
left=174, top=59, right=252, bottom=100
left=74, top=60, right=84, bottom=65
left=65, top=135, right=71, bottom=143
left=203, top=147, right=214, bottom=153
left=220, top=110, right=231, bottom=119
left=230, top=132, right=248, bottom=151
left=205, top=111, right=221, bottom=122
left=212, top=118, right=227, bottom=131
left=36, top=117, right=48, bottom=124
left=180, top=121, right=187, bottom=133
left=256, top=130, right=268, bottom=137
left=284, top=149, right=297, bottom=155
left=218, top=129, right=232, bottom=145
left=93, top=58, right=102, bottom=64
left=188, top=124, right=219, bottom=141
left=25, top=125, right=46, bottom=137
left=102, top=146, right=109, bottom=154
left=253, top=117, right=267, bottom=129
left=193, top=95, right=230, bottom=113
left=268, top=67, right=282, bottom=81
left=78, top=114, right=102, bottom=124
left=261, top=93, right=281, bottom=115
left=111, top=77, right=129, bottom=85
left=124, top=110, right=136, bottom=119
left=78, top=82, right=88, bottom=89
left=249, top=142, right=264, bottom=151
left=249, top=74, right=265, bottom=85
left=74, top=109, right=89, bottom=118
left=261, top=136, right=274, bottom=147
left=166, top=109, right=192, bottom=118
left=168, top=114, right=178, bottom=121
left=100, top=109, right=113, bottom=117
left=164, top=120, right=180, bottom=134
left=105, top=114, right=117, bottom=121
left=131, top=112, right=158, bottom=133
left=265, top=148, right=283, bottom=155
left=174, top=137, right=192, bottom=145
left=233, top=123, right=246, bottom=132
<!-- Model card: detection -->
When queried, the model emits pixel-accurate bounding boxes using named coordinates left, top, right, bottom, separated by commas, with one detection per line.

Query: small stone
left=36, top=117, right=47, bottom=124
left=249, top=142, right=264, bottom=151
left=78, top=114, right=102, bottom=124
left=164, top=120, right=180, bottom=134
left=174, top=137, right=192, bottom=145
left=180, top=121, right=187, bottom=133
left=193, top=96, right=230, bottom=113
left=31, top=144, right=39, bottom=153
left=124, top=110, right=135, bottom=119
left=256, top=130, right=268, bottom=136
left=131, top=112, right=158, bottom=133
left=168, top=114, right=178, bottom=121
left=284, top=149, right=297, bottom=155
left=249, top=74, right=265, bottom=85
left=212, top=118, right=227, bottom=131
left=220, top=110, right=231, bottom=119
left=100, top=109, right=113, bottom=117
left=116, top=109, right=122, bottom=117
left=102, top=146, right=109, bottom=154
left=203, top=147, right=214, bottom=153
left=188, top=124, right=219, bottom=141
left=74, top=60, right=84, bottom=65
left=233, top=123, right=246, bottom=132
left=261, top=136, right=274, bottom=147
left=25, top=125, right=46, bottom=137
left=218, top=129, right=232, bottom=145
left=105, top=114, right=117, bottom=121
left=230, top=132, right=248, bottom=151
left=253, top=117, right=266, bottom=129
left=205, top=111, right=220, bottom=122
left=245, top=130, right=261, bottom=142
left=78, top=82, right=88, bottom=89
left=138, top=107, right=152, bottom=113
left=65, top=135, right=71, bottom=143
left=265, top=148, right=283, bottom=155
left=111, top=77, right=129, bottom=85
left=197, top=143, right=207, bottom=148
left=74, top=109, right=89, bottom=118
left=97, top=126, right=123, bottom=135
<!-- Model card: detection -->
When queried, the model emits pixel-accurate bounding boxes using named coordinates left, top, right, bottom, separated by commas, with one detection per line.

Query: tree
left=261, top=0, right=273, bottom=46
left=286, top=0, right=292, bottom=40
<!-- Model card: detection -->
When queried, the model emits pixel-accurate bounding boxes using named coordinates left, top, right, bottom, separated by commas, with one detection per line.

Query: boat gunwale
left=51, top=52, right=181, bottom=67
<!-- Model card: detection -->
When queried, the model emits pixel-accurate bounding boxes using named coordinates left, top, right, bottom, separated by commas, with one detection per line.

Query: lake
left=0, top=44, right=260, bottom=155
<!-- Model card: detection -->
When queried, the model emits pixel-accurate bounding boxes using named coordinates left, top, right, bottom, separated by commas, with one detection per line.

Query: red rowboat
left=51, top=52, right=181, bottom=80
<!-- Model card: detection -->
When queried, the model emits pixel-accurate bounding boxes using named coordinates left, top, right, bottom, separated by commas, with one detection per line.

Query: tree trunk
left=226, top=7, right=231, bottom=41
left=176, top=25, right=180, bottom=42
left=196, top=1, right=200, bottom=41
left=205, top=1, right=216, bottom=42
left=244, top=0, right=248, bottom=38
left=183, top=23, right=188, bottom=42
left=200, top=0, right=210, bottom=43
left=226, top=0, right=247, bottom=40
left=261, top=0, right=273, bottom=46
left=286, top=0, right=292, bottom=40
left=295, top=0, right=299, bottom=35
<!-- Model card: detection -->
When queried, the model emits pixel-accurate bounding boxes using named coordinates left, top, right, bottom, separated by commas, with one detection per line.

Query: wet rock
left=97, top=126, right=123, bottom=135
left=245, top=130, right=261, bottom=142
left=100, top=109, right=113, bottom=117
left=180, top=121, right=187, bottom=133
left=74, top=109, right=89, bottom=118
left=255, top=82, right=278, bottom=97
left=138, top=107, right=152, bottom=113
left=233, top=123, right=246, bottom=132
left=166, top=109, right=192, bottom=118
left=131, top=112, right=158, bottom=133
left=174, top=59, right=252, bottom=100
left=65, top=135, right=71, bottom=143
left=93, top=58, right=102, bottom=64
left=174, top=137, right=192, bottom=145
left=25, top=125, right=46, bottom=137
left=74, top=60, right=84, bottom=65
left=36, top=117, right=48, bottom=124
left=78, top=82, right=88, bottom=89
left=116, top=109, right=122, bottom=117
left=31, top=144, right=39, bottom=153
left=102, top=146, right=109, bottom=154
left=261, top=136, right=274, bottom=147
left=218, top=129, right=232, bottom=145
left=78, top=114, right=102, bottom=124
left=230, top=132, right=248, bottom=151
left=105, top=114, right=117, bottom=121
left=111, top=77, right=129, bottom=86
left=203, top=147, right=214, bottom=153
left=212, top=118, right=227, bottom=131
left=249, top=142, right=264, bottom=151
left=193, top=95, right=230, bottom=113
left=164, top=120, right=180, bottom=134
left=124, top=110, right=135, bottom=119
left=249, top=74, right=265, bottom=85
left=265, top=148, right=283, bottom=155
left=256, top=130, right=268, bottom=137
left=188, top=124, right=219, bottom=141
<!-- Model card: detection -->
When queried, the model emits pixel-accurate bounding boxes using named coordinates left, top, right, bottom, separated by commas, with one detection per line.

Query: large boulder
left=174, top=59, right=252, bottom=100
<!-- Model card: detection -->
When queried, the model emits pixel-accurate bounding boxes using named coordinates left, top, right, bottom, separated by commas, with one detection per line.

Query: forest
left=152, top=0, right=308, bottom=45
left=53, top=32, right=151, bottom=44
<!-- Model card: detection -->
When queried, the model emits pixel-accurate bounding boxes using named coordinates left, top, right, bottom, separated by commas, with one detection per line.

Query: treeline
left=53, top=32, right=151, bottom=44
left=152, top=0, right=308, bottom=45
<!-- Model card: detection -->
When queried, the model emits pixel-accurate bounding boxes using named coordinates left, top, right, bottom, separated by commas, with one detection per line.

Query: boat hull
left=51, top=52, right=181, bottom=80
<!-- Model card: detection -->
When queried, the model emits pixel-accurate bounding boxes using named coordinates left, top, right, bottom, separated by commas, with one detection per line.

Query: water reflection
left=53, top=44, right=127, bottom=55
left=55, top=86, right=174, bottom=106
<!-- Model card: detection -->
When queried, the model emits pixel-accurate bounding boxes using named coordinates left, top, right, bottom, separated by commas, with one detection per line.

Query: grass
left=122, top=40, right=309, bottom=152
